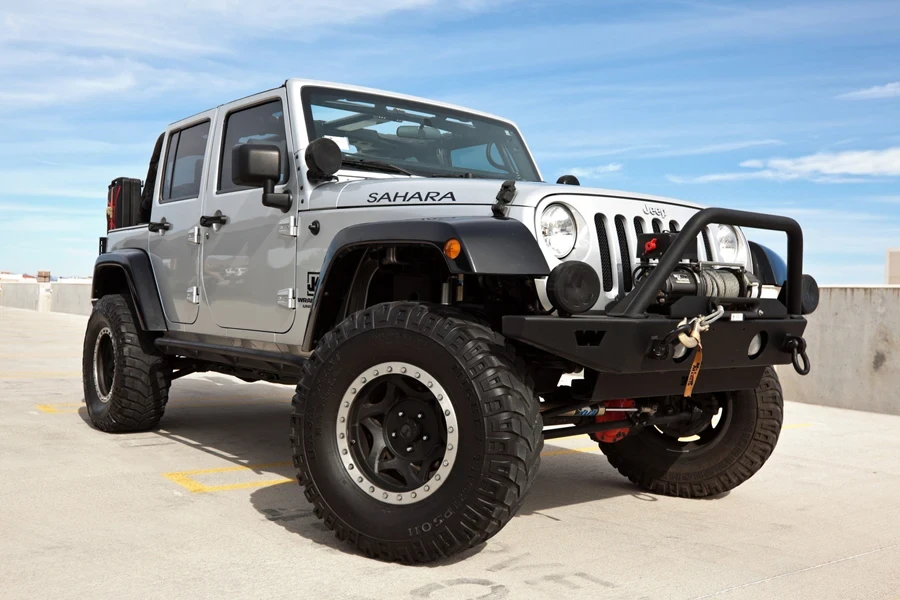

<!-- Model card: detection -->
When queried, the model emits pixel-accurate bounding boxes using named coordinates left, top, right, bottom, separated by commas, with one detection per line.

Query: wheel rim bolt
left=445, top=410, right=450, bottom=416
left=391, top=432, right=396, bottom=438
left=422, top=435, right=428, bottom=441
left=435, top=474, right=441, bottom=481
left=417, top=413, right=423, bottom=419
left=406, top=446, right=413, bottom=452
left=447, top=444, right=453, bottom=450
left=443, top=461, right=449, bottom=467
left=398, top=411, right=404, bottom=417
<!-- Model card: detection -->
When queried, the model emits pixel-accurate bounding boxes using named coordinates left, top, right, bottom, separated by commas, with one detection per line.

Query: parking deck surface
left=1, top=306, right=899, bottom=600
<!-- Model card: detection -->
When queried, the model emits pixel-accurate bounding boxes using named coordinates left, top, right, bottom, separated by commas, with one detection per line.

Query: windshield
left=301, top=86, right=541, bottom=181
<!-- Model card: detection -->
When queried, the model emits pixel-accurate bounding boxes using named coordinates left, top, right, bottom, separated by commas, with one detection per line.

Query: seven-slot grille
left=593, top=213, right=716, bottom=294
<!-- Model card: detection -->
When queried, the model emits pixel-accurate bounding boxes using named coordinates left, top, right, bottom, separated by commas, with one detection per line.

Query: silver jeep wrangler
left=84, top=79, right=817, bottom=563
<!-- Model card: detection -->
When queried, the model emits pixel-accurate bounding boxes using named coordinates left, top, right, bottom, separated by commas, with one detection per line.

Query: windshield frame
left=299, top=85, right=542, bottom=182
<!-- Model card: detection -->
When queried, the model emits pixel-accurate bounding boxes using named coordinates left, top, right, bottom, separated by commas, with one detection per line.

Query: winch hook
left=783, top=335, right=810, bottom=375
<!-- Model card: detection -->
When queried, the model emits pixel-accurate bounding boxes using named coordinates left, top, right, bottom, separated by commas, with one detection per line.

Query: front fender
left=301, top=217, right=549, bottom=351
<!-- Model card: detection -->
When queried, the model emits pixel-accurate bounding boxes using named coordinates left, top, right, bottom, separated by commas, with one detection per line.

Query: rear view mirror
left=396, top=125, right=441, bottom=140
left=231, top=144, right=292, bottom=212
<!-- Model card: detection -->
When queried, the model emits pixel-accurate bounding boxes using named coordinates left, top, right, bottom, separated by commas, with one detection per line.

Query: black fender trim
left=749, top=241, right=787, bottom=286
left=92, top=249, right=167, bottom=331
left=301, top=217, right=550, bottom=351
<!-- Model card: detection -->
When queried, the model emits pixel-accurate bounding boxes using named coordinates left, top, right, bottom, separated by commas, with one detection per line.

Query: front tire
left=600, top=368, right=783, bottom=497
left=82, top=294, right=170, bottom=432
left=291, top=302, right=542, bottom=563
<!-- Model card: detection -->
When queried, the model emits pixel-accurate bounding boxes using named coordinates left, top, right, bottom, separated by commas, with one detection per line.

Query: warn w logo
left=575, top=330, right=605, bottom=347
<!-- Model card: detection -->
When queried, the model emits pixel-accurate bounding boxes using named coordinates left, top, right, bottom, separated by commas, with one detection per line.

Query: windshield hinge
left=492, top=180, right=516, bottom=219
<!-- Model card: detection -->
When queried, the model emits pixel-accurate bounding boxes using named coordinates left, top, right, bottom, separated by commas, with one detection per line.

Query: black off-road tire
left=82, top=294, right=170, bottom=432
left=290, top=302, right=542, bottom=563
left=600, top=368, right=783, bottom=497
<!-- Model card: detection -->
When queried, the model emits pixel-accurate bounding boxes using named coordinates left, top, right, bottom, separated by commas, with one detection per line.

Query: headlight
left=715, top=225, right=739, bottom=263
left=540, top=204, right=576, bottom=258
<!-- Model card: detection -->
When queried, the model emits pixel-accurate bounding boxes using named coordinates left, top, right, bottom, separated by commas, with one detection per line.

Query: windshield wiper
left=341, top=157, right=417, bottom=176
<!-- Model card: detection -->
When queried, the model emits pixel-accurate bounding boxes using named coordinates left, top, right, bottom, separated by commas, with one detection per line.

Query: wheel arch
left=301, top=217, right=550, bottom=352
left=92, top=249, right=167, bottom=331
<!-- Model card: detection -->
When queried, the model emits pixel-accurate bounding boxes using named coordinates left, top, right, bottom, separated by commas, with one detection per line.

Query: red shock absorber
left=591, top=399, right=636, bottom=443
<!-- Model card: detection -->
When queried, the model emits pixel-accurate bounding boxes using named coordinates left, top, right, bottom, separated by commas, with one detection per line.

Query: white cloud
left=669, top=147, right=900, bottom=184
left=836, top=82, right=900, bottom=100
left=567, top=163, right=623, bottom=179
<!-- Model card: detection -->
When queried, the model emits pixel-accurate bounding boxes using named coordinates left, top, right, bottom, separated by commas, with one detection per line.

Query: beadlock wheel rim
left=92, top=327, right=115, bottom=403
left=335, top=361, right=459, bottom=506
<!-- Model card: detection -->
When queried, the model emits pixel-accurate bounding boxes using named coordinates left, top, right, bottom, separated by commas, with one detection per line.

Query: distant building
left=889, top=249, right=900, bottom=285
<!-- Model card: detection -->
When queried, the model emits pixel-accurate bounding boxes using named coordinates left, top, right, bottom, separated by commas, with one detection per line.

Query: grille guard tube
left=607, top=208, right=804, bottom=317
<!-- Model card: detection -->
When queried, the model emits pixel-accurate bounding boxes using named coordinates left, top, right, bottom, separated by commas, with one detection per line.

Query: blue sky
left=0, top=0, right=898, bottom=281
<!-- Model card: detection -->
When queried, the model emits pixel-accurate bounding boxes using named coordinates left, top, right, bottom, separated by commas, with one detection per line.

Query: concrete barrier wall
left=778, top=286, right=900, bottom=416
left=50, top=283, right=93, bottom=316
left=0, top=282, right=41, bottom=311
left=0, top=282, right=93, bottom=316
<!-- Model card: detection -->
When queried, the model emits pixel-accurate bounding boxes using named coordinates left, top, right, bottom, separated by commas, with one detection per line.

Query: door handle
left=199, top=214, right=228, bottom=227
left=148, top=220, right=172, bottom=232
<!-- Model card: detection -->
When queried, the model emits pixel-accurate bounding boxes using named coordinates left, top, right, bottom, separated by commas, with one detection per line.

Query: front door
left=148, top=113, right=214, bottom=325
left=201, top=92, right=299, bottom=334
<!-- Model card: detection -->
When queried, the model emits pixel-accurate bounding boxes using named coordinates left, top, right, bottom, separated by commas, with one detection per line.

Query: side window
left=160, top=121, right=210, bottom=203
left=218, top=99, right=288, bottom=194
left=450, top=143, right=509, bottom=174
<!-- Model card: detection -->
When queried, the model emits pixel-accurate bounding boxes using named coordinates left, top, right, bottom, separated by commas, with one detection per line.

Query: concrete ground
left=1, top=306, right=899, bottom=600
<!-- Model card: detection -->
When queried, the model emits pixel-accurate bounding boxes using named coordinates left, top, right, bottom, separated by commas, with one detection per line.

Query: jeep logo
left=643, top=204, right=666, bottom=218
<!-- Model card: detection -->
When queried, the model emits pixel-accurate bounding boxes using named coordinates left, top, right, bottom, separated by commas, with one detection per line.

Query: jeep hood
left=308, top=177, right=703, bottom=211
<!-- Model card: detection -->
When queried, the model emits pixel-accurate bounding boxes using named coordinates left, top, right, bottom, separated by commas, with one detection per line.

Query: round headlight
left=540, top=204, right=576, bottom=258
left=715, top=225, right=739, bottom=263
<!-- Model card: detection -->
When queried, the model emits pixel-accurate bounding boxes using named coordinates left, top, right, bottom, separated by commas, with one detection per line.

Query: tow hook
left=782, top=334, right=810, bottom=375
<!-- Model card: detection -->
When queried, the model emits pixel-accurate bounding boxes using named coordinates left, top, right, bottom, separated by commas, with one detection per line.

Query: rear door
left=201, top=91, right=299, bottom=333
left=148, top=112, right=214, bottom=324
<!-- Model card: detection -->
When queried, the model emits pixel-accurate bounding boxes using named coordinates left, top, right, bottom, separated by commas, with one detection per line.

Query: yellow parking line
left=162, top=461, right=294, bottom=493
left=36, top=403, right=83, bottom=414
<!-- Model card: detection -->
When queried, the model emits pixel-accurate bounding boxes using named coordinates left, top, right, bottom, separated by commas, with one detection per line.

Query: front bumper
left=502, top=207, right=811, bottom=400
left=502, top=311, right=806, bottom=399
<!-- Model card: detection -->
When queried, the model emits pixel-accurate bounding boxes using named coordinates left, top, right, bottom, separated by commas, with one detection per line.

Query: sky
left=0, top=0, right=898, bottom=282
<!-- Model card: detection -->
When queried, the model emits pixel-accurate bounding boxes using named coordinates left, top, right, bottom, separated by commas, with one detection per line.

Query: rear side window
left=218, top=99, right=289, bottom=193
left=160, top=121, right=210, bottom=203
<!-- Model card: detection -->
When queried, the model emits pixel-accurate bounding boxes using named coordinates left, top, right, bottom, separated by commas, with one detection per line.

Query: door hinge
left=278, top=215, right=298, bottom=238
left=188, top=226, right=201, bottom=245
left=186, top=286, right=200, bottom=304
left=277, top=288, right=296, bottom=309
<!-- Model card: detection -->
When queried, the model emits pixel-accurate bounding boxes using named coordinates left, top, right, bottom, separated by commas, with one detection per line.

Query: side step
left=154, top=338, right=307, bottom=380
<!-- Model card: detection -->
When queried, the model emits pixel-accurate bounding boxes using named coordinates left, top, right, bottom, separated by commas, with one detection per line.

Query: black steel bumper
left=501, top=207, right=811, bottom=400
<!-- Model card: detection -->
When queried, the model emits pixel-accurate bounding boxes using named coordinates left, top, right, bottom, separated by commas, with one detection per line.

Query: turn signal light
left=444, top=238, right=461, bottom=260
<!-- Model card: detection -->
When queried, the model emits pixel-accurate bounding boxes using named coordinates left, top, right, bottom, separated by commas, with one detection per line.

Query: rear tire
left=600, top=368, right=783, bottom=497
left=291, top=302, right=542, bottom=563
left=82, top=294, right=170, bottom=432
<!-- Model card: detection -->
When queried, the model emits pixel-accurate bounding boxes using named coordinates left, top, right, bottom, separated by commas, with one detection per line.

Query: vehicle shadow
left=117, top=374, right=720, bottom=562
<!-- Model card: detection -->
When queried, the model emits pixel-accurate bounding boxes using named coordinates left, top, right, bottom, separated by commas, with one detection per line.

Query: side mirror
left=305, top=138, right=342, bottom=183
left=232, top=144, right=292, bottom=212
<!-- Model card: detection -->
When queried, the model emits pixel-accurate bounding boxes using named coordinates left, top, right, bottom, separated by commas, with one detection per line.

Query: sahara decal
left=366, top=191, right=457, bottom=203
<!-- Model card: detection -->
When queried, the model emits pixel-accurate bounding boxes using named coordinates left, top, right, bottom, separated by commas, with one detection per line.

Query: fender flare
left=748, top=241, right=787, bottom=286
left=301, top=217, right=550, bottom=351
left=92, top=249, right=167, bottom=331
